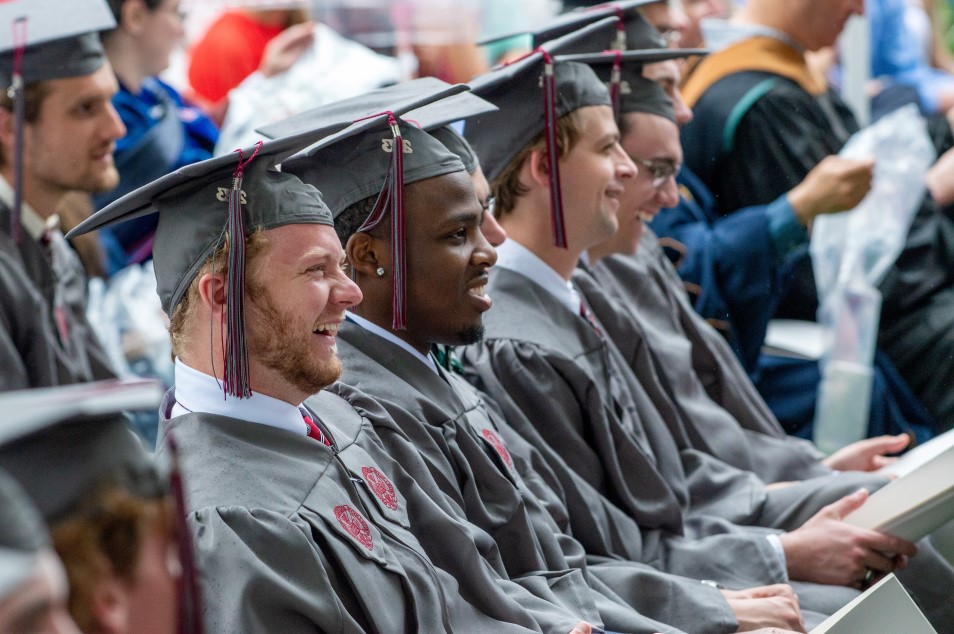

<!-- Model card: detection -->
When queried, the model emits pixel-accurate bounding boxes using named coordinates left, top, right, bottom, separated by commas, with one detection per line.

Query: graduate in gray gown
left=68, top=107, right=599, bottom=633
left=456, top=32, right=954, bottom=630
left=579, top=48, right=912, bottom=484
left=0, top=378, right=199, bottom=634
left=0, top=469, right=78, bottom=634
left=0, top=0, right=122, bottom=390
left=275, top=82, right=782, bottom=631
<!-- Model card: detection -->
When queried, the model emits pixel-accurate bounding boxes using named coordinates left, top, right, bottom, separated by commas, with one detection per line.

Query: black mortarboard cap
left=67, top=122, right=359, bottom=398
left=480, top=0, right=659, bottom=54
left=0, top=0, right=115, bottom=243
left=465, top=19, right=618, bottom=248
left=281, top=84, right=487, bottom=330
left=0, top=469, right=49, bottom=600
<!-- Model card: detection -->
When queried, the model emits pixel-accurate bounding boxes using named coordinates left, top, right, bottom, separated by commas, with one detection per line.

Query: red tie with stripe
left=579, top=300, right=603, bottom=338
left=303, top=414, right=332, bottom=447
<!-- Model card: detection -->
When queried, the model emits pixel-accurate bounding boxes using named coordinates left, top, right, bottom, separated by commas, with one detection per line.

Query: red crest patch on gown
left=361, top=466, right=398, bottom=511
left=481, top=428, right=514, bottom=469
left=333, top=505, right=373, bottom=550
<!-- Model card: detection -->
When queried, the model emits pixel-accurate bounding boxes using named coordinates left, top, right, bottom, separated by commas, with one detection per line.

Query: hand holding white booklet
left=845, top=433, right=954, bottom=541
left=809, top=574, right=936, bottom=633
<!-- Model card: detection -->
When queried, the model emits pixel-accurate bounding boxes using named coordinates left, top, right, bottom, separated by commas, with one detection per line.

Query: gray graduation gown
left=157, top=389, right=544, bottom=634
left=0, top=202, right=113, bottom=390
left=464, top=266, right=954, bottom=629
left=332, top=322, right=735, bottom=633
left=588, top=229, right=830, bottom=483
left=460, top=267, right=868, bottom=613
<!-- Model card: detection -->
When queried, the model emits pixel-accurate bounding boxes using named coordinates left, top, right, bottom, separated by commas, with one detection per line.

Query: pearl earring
left=376, top=267, right=385, bottom=277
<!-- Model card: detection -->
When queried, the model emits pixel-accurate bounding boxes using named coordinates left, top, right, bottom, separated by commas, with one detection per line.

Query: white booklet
left=845, top=436, right=954, bottom=541
left=810, top=574, right=936, bottom=633
left=879, top=428, right=954, bottom=478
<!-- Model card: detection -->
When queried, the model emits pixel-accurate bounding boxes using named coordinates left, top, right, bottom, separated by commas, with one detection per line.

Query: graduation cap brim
left=478, top=0, right=656, bottom=48
left=285, top=83, right=471, bottom=164
left=466, top=17, right=621, bottom=180
left=65, top=110, right=413, bottom=239
left=0, top=0, right=115, bottom=52
left=0, top=380, right=166, bottom=522
left=555, top=48, right=710, bottom=66
left=256, top=77, right=470, bottom=141
left=402, top=91, right=497, bottom=131
left=0, top=379, right=165, bottom=443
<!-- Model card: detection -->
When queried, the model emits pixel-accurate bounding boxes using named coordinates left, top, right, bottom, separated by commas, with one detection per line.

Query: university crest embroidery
left=334, top=505, right=373, bottom=550
left=362, top=466, right=398, bottom=511
left=481, top=428, right=514, bottom=469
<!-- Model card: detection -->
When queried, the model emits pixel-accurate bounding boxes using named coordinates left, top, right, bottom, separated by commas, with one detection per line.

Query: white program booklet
left=810, top=574, right=936, bottom=633
left=845, top=438, right=954, bottom=541
left=880, top=428, right=954, bottom=478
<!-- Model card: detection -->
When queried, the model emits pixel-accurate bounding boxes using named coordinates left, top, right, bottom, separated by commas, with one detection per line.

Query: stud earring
left=376, top=267, right=385, bottom=277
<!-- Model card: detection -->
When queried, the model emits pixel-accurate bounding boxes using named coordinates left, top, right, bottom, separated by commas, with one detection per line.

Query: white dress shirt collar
left=345, top=312, right=439, bottom=375
left=0, top=174, right=55, bottom=241
left=170, top=357, right=309, bottom=435
left=493, top=239, right=582, bottom=316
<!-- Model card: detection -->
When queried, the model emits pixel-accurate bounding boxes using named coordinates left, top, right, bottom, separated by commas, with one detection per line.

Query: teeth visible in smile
left=636, top=211, right=654, bottom=221
left=313, top=323, right=340, bottom=335
left=471, top=285, right=486, bottom=297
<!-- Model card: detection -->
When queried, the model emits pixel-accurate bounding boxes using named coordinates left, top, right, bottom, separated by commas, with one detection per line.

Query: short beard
left=246, top=287, right=342, bottom=395
left=457, top=324, right=485, bottom=346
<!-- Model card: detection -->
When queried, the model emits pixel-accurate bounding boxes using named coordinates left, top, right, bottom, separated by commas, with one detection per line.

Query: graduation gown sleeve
left=0, top=252, right=59, bottom=390
left=648, top=168, right=786, bottom=372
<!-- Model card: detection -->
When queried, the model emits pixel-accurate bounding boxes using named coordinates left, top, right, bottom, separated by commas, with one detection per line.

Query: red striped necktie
left=579, top=300, right=603, bottom=338
left=303, top=414, right=332, bottom=447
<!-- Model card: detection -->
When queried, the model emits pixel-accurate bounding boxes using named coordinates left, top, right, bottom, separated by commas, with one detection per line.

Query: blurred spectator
left=186, top=3, right=311, bottom=119
left=215, top=22, right=401, bottom=152
left=98, top=0, right=218, bottom=275
left=868, top=0, right=954, bottom=115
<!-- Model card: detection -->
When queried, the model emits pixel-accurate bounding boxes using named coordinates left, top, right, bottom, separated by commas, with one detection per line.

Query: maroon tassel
left=610, top=50, right=623, bottom=119
left=222, top=142, right=261, bottom=399
left=352, top=112, right=407, bottom=330
left=540, top=51, right=567, bottom=248
left=9, top=17, right=27, bottom=244
left=612, top=5, right=627, bottom=51
left=164, top=430, right=205, bottom=634
left=388, top=114, right=407, bottom=330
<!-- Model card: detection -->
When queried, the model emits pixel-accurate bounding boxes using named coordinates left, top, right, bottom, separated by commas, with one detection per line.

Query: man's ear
left=196, top=272, right=228, bottom=317
left=346, top=232, right=387, bottom=278
left=526, top=147, right=552, bottom=189
left=120, top=0, right=151, bottom=36
left=89, top=575, right=129, bottom=634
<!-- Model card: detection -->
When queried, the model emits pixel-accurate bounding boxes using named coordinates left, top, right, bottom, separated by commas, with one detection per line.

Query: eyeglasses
left=632, top=157, right=681, bottom=189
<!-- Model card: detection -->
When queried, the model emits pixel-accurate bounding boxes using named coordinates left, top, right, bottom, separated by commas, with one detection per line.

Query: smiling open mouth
left=313, top=323, right=340, bottom=336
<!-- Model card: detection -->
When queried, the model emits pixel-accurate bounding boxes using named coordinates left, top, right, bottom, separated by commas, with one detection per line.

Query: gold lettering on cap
left=603, top=80, right=633, bottom=95
left=380, top=138, right=413, bottom=154
left=216, top=187, right=248, bottom=204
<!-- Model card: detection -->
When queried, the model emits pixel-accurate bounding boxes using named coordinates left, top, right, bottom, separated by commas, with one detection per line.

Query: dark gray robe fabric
left=464, top=265, right=954, bottom=629
left=589, top=229, right=830, bottom=483
left=0, top=201, right=114, bottom=390
left=461, top=266, right=872, bottom=617
left=332, top=321, right=736, bottom=633
left=157, top=389, right=548, bottom=634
